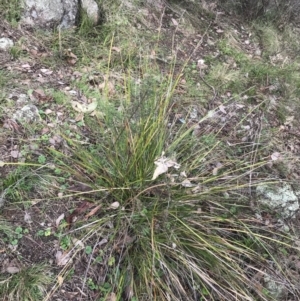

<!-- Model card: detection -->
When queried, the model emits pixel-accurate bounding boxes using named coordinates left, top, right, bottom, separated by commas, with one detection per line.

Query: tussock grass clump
left=0, top=0, right=22, bottom=25
left=0, top=264, right=52, bottom=301
left=44, top=57, right=299, bottom=300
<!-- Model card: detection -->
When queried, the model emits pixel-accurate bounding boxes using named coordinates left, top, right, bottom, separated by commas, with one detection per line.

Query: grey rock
left=21, top=0, right=78, bottom=29
left=256, top=183, right=299, bottom=218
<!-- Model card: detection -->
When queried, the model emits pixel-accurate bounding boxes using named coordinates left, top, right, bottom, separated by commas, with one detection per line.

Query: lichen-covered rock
left=12, top=105, right=41, bottom=123
left=256, top=183, right=299, bottom=218
left=264, top=274, right=288, bottom=299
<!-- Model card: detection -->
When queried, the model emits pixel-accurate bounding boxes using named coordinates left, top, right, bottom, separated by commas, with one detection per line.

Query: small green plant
left=44, top=228, right=51, bottom=236
left=206, top=62, right=246, bottom=93
left=218, top=39, right=249, bottom=65
left=60, top=235, right=72, bottom=250
left=0, top=220, right=14, bottom=244
left=107, top=256, right=115, bottom=267
left=4, top=226, right=29, bottom=246
left=52, top=89, right=68, bottom=105
left=36, top=228, right=52, bottom=237
left=87, top=278, right=99, bottom=291
left=9, top=45, right=22, bottom=60
left=85, top=245, right=93, bottom=254
left=99, top=282, right=112, bottom=294
left=38, top=155, right=46, bottom=164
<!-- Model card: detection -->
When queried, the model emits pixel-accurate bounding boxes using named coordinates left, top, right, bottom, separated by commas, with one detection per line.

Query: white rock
left=0, top=38, right=14, bottom=51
